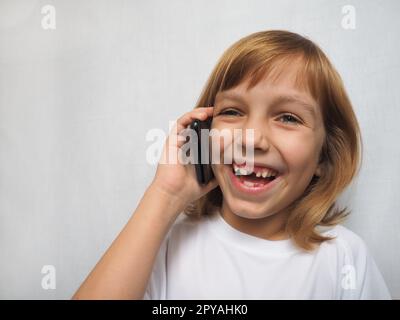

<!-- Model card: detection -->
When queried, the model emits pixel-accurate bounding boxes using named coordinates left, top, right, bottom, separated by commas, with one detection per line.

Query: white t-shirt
left=143, top=211, right=391, bottom=300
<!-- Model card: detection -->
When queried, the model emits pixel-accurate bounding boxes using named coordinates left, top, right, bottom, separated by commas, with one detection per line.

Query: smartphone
left=189, top=117, right=214, bottom=185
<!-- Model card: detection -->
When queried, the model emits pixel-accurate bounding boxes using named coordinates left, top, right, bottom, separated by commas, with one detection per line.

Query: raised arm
left=72, top=107, right=217, bottom=299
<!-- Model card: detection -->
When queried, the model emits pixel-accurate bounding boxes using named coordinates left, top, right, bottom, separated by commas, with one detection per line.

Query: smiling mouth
left=226, top=162, right=281, bottom=191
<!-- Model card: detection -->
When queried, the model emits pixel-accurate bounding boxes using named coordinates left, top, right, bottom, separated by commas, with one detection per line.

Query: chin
left=223, top=195, right=276, bottom=220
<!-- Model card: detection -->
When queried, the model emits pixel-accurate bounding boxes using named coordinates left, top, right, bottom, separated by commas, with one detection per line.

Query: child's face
left=211, top=60, right=325, bottom=220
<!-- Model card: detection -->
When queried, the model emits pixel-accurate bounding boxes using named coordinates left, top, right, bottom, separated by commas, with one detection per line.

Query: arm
left=72, top=107, right=217, bottom=300
left=72, top=185, right=183, bottom=300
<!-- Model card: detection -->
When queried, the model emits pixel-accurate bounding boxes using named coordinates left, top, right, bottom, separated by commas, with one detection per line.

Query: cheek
left=276, top=133, right=319, bottom=170
left=210, top=122, right=237, bottom=158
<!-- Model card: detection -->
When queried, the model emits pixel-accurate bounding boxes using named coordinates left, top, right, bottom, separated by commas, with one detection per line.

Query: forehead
left=215, top=56, right=317, bottom=106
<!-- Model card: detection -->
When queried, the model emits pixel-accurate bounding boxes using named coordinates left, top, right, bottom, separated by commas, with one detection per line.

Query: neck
left=220, top=201, right=290, bottom=241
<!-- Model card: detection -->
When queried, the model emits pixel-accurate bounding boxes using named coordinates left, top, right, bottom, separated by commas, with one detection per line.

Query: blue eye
left=280, top=114, right=300, bottom=125
left=220, top=109, right=241, bottom=116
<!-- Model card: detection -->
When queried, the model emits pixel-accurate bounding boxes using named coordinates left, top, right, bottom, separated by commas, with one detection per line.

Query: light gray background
left=0, top=0, right=399, bottom=299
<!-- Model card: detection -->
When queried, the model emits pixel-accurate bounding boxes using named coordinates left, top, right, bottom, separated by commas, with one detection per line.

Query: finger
left=176, top=111, right=207, bottom=131
left=175, top=107, right=214, bottom=133
left=197, top=106, right=214, bottom=114
left=165, top=107, right=214, bottom=152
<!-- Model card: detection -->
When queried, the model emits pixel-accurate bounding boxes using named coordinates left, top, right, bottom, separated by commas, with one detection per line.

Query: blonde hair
left=184, top=30, right=363, bottom=251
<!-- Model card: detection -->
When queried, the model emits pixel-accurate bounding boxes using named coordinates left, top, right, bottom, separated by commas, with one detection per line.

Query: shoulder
left=320, top=224, right=368, bottom=253
left=316, top=224, right=371, bottom=267
left=318, top=224, right=391, bottom=299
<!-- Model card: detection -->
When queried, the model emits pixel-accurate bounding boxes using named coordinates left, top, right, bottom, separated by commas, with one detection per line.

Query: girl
left=73, top=30, right=391, bottom=299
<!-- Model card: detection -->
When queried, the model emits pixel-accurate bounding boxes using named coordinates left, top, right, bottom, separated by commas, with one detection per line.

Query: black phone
left=189, top=117, right=214, bottom=185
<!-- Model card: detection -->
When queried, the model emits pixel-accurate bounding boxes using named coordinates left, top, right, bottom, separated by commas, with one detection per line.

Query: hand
left=150, top=107, right=219, bottom=211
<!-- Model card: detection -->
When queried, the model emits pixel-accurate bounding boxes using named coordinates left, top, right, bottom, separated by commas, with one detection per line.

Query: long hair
left=184, top=30, right=363, bottom=251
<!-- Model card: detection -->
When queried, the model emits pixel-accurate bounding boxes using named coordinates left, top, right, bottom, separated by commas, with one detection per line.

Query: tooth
left=256, top=172, right=262, bottom=178
left=261, top=171, right=267, bottom=178
left=265, top=169, right=277, bottom=177
left=243, top=180, right=255, bottom=187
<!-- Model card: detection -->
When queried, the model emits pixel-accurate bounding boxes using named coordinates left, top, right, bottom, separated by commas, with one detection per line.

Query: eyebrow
left=216, top=92, right=317, bottom=117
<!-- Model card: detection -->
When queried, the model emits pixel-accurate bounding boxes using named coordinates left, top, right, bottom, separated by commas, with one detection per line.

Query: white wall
left=0, top=0, right=399, bottom=299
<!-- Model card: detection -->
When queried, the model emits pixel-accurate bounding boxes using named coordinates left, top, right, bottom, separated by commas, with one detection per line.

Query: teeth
left=234, top=166, right=250, bottom=176
left=261, top=169, right=277, bottom=178
left=233, top=162, right=278, bottom=178
left=233, top=163, right=251, bottom=175
left=261, top=171, right=267, bottom=178
left=243, top=180, right=255, bottom=187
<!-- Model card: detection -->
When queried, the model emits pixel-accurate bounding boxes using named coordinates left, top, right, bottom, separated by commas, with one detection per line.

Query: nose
left=241, top=118, right=270, bottom=152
